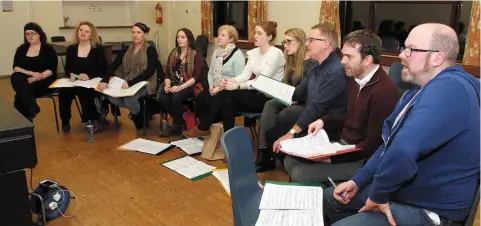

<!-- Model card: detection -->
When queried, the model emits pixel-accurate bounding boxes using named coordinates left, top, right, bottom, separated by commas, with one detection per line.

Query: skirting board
left=0, top=75, right=10, bottom=79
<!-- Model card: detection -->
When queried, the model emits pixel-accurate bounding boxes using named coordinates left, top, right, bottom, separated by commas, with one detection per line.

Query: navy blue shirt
left=292, top=51, right=349, bottom=130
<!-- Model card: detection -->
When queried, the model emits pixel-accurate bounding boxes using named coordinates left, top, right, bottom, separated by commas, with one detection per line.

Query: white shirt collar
left=355, top=64, right=380, bottom=88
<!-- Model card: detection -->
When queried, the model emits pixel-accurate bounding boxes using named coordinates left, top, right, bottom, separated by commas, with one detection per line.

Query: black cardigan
left=64, top=43, right=108, bottom=79
left=102, top=45, right=158, bottom=86
left=13, top=43, right=58, bottom=79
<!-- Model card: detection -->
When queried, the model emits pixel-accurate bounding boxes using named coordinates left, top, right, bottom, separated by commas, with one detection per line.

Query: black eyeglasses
left=401, top=47, right=439, bottom=57
left=25, top=32, right=38, bottom=37
left=281, top=39, right=297, bottom=46
left=307, top=37, right=326, bottom=43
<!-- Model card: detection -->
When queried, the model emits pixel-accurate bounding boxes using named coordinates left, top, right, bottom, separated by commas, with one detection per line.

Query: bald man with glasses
left=323, top=23, right=480, bottom=226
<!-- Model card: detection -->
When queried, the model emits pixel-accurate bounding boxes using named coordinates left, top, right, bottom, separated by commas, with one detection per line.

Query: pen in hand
left=328, top=177, right=345, bottom=200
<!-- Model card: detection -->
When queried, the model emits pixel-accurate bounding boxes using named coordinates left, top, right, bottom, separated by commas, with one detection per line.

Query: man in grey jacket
left=256, top=23, right=349, bottom=172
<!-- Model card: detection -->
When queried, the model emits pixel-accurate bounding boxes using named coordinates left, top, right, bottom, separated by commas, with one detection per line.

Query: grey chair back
left=220, top=127, right=263, bottom=226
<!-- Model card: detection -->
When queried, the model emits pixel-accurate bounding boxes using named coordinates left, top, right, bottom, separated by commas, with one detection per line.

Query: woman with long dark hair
left=11, top=22, right=58, bottom=121
left=158, top=28, right=207, bottom=137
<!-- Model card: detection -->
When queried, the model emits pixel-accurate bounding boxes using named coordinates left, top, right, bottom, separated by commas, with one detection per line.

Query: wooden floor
left=0, top=77, right=478, bottom=226
left=0, top=78, right=288, bottom=226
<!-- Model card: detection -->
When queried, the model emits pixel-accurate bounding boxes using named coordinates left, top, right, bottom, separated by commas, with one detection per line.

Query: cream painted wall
left=0, top=1, right=321, bottom=75
left=267, top=1, right=321, bottom=45
left=0, top=1, right=32, bottom=76
left=207, top=1, right=321, bottom=63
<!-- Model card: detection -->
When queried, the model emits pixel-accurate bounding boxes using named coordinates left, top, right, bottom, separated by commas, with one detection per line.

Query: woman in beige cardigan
left=99, top=22, right=158, bottom=129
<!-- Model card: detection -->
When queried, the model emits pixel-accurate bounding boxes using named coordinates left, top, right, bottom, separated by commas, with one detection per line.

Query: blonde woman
left=58, top=21, right=107, bottom=133
left=256, top=28, right=317, bottom=172
left=184, top=25, right=245, bottom=137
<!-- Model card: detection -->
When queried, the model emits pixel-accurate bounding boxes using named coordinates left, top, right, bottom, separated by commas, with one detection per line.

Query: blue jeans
left=323, top=184, right=436, bottom=226
left=109, top=87, right=148, bottom=115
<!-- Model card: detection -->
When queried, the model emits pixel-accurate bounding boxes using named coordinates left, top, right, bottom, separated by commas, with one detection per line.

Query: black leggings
left=158, top=86, right=195, bottom=127
left=59, top=87, right=100, bottom=125
left=221, top=90, right=270, bottom=132
left=195, top=89, right=226, bottom=131
left=10, top=72, right=53, bottom=118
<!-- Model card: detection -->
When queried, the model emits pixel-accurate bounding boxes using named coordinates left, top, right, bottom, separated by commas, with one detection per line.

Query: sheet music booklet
left=96, top=76, right=148, bottom=97
left=161, top=156, right=216, bottom=181
left=251, top=75, right=295, bottom=106
left=49, top=77, right=102, bottom=89
left=280, top=129, right=360, bottom=160
left=118, top=138, right=174, bottom=156
left=255, top=181, right=324, bottom=226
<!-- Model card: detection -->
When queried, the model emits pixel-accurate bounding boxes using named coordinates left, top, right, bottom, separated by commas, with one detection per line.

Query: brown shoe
left=183, top=126, right=211, bottom=137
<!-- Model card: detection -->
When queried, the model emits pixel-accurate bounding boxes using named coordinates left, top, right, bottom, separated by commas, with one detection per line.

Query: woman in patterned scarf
left=99, top=22, right=158, bottom=129
left=158, top=28, right=207, bottom=137
left=184, top=25, right=245, bottom=137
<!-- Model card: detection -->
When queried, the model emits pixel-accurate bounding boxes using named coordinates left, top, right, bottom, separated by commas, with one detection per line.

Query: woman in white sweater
left=219, top=21, right=286, bottom=132
left=184, top=25, right=245, bottom=137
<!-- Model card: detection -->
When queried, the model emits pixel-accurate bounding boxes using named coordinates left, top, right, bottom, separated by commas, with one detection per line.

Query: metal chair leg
left=253, top=120, right=259, bottom=140
left=50, top=96, right=59, bottom=133
left=74, top=96, right=82, bottom=119
left=142, top=99, right=147, bottom=136
left=29, top=192, right=47, bottom=226
left=60, top=56, right=65, bottom=68
left=113, top=105, right=119, bottom=130
left=250, top=126, right=257, bottom=140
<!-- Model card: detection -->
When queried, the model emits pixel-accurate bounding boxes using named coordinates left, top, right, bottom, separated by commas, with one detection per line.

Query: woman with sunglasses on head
left=11, top=22, right=58, bottom=122
left=58, top=21, right=108, bottom=133
left=183, top=25, right=245, bottom=137
left=219, top=21, right=286, bottom=133
left=256, top=28, right=317, bottom=172
left=98, top=22, right=158, bottom=130
left=158, top=28, right=207, bottom=137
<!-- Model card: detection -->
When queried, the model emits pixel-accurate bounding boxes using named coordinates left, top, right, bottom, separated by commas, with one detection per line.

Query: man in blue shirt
left=323, top=23, right=480, bottom=226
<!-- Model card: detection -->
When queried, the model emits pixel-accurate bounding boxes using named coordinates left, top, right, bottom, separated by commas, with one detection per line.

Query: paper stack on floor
left=212, top=169, right=230, bottom=196
left=255, top=182, right=324, bottom=226
left=161, top=156, right=215, bottom=180
left=170, top=138, right=204, bottom=155
left=119, top=138, right=173, bottom=155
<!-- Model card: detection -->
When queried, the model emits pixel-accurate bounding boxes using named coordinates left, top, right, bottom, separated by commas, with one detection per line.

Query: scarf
left=122, top=42, right=148, bottom=81
left=168, top=47, right=196, bottom=86
left=120, top=42, right=157, bottom=94
left=211, top=43, right=236, bottom=87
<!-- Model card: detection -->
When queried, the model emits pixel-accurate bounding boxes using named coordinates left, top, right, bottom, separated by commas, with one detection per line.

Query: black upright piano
left=0, top=97, right=37, bottom=226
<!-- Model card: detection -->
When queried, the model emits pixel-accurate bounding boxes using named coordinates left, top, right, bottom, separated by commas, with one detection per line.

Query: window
left=213, top=1, right=248, bottom=40
left=339, top=1, right=472, bottom=60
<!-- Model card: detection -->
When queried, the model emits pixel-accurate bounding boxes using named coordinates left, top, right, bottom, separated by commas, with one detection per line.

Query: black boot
left=129, top=113, right=144, bottom=130
left=169, top=124, right=184, bottom=137
left=255, top=148, right=276, bottom=173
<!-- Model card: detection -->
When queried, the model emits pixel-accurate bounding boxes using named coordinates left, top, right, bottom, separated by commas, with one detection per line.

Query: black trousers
left=195, top=89, right=225, bottom=131
left=158, top=87, right=194, bottom=127
left=59, top=87, right=100, bottom=125
left=221, top=90, right=270, bottom=132
left=10, top=72, right=53, bottom=119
